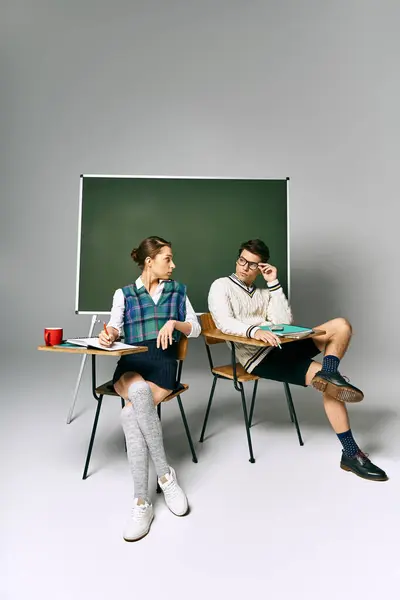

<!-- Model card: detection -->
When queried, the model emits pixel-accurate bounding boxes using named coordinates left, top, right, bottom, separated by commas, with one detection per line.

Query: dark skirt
left=112, top=339, right=178, bottom=390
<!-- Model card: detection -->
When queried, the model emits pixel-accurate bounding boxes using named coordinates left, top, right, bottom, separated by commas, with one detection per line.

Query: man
left=208, top=238, right=388, bottom=481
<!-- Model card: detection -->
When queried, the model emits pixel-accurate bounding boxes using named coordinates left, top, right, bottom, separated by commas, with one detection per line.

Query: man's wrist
left=267, top=279, right=281, bottom=292
left=246, top=325, right=261, bottom=338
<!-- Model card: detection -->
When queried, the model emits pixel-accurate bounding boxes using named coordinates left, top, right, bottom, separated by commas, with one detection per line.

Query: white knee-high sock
left=120, top=403, right=150, bottom=502
left=127, top=381, right=169, bottom=478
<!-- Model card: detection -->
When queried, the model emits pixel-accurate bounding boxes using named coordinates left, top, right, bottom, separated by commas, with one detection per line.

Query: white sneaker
left=158, top=467, right=189, bottom=516
left=123, top=498, right=154, bottom=542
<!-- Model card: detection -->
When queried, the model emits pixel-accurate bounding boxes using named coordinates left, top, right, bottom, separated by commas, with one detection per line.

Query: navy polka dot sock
left=322, top=355, right=340, bottom=373
left=337, top=429, right=360, bottom=457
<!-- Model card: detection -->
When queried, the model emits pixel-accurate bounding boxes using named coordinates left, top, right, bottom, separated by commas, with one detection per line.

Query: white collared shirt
left=107, top=277, right=201, bottom=338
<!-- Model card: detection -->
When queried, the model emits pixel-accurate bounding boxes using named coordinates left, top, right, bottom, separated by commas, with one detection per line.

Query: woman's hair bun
left=130, top=237, right=171, bottom=269
left=131, top=247, right=139, bottom=262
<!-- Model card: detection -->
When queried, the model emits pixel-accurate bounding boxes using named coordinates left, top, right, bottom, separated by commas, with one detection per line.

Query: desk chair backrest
left=200, top=312, right=228, bottom=373
left=200, top=313, right=224, bottom=346
left=176, top=334, right=189, bottom=360
left=174, top=334, right=189, bottom=388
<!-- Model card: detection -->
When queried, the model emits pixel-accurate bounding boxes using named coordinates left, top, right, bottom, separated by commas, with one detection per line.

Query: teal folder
left=260, top=325, right=313, bottom=337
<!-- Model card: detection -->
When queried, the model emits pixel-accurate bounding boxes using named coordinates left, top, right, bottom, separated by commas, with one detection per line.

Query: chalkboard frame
left=75, top=175, right=290, bottom=314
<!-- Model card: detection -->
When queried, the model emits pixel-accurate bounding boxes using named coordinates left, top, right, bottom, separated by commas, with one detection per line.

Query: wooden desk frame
left=37, top=344, right=147, bottom=405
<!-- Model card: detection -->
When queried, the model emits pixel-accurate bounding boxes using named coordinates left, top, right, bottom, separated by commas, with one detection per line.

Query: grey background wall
left=2, top=0, right=399, bottom=382
left=2, top=3, right=400, bottom=599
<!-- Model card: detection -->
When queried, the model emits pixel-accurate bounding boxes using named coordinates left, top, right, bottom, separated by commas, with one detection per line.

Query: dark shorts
left=252, top=338, right=321, bottom=387
left=112, top=340, right=178, bottom=391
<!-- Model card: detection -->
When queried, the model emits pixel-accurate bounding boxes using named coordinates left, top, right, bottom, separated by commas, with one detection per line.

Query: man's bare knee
left=334, top=317, right=352, bottom=336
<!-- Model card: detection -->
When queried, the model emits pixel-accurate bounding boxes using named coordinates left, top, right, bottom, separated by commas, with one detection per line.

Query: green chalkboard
left=76, top=176, right=289, bottom=313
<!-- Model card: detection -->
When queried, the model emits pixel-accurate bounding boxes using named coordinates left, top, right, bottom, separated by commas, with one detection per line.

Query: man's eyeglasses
left=237, top=256, right=261, bottom=271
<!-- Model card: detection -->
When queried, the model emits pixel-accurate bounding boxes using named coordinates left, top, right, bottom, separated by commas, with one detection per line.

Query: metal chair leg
left=283, top=382, right=294, bottom=423
left=283, top=382, right=304, bottom=446
left=248, top=380, right=259, bottom=427
left=120, top=397, right=127, bottom=453
left=83, top=395, right=104, bottom=479
left=199, top=375, right=218, bottom=442
left=177, top=395, right=198, bottom=463
left=239, top=383, right=255, bottom=463
left=156, top=402, right=162, bottom=493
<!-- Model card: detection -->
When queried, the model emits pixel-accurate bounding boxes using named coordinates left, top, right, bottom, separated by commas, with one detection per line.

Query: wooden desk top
left=202, top=328, right=326, bottom=347
left=37, top=345, right=148, bottom=357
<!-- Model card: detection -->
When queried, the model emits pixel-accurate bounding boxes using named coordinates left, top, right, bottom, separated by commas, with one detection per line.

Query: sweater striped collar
left=228, top=273, right=257, bottom=297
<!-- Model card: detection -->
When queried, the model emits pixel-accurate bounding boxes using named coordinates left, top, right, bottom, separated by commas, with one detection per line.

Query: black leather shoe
left=340, top=451, right=388, bottom=481
left=311, top=370, right=364, bottom=402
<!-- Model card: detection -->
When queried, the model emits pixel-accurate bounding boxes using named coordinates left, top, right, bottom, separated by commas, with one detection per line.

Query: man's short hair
left=238, top=239, right=270, bottom=262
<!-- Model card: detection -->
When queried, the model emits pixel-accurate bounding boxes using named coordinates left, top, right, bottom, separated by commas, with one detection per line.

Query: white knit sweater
left=208, top=274, right=293, bottom=373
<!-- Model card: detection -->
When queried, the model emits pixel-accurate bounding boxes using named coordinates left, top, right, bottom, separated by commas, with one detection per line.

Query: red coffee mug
left=44, top=327, right=63, bottom=346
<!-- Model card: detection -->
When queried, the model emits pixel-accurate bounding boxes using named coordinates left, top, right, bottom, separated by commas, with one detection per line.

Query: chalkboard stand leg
left=66, top=314, right=99, bottom=424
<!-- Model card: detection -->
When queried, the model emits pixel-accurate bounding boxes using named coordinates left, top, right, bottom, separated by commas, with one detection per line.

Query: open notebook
left=65, top=337, right=137, bottom=351
left=260, top=325, right=313, bottom=338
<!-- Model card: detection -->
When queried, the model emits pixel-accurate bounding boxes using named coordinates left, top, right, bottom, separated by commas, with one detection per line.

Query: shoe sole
left=312, top=376, right=364, bottom=403
left=167, top=504, right=190, bottom=517
left=340, top=464, right=388, bottom=481
left=123, top=514, right=154, bottom=542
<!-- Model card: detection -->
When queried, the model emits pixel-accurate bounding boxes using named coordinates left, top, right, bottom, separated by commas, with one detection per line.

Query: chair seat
left=164, top=383, right=189, bottom=402
left=95, top=380, right=189, bottom=401
left=95, top=381, right=119, bottom=396
left=212, top=364, right=259, bottom=382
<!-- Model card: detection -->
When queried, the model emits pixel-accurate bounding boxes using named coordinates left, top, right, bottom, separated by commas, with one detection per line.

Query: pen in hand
left=103, top=322, right=112, bottom=346
left=272, top=333, right=282, bottom=350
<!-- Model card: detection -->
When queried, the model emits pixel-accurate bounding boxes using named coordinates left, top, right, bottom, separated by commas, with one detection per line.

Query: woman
left=99, top=236, right=201, bottom=542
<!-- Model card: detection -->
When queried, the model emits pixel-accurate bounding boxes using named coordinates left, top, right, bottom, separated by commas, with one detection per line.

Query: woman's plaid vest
left=122, top=280, right=187, bottom=344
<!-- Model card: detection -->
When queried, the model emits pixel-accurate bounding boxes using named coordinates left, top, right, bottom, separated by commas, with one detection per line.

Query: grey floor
left=2, top=354, right=399, bottom=600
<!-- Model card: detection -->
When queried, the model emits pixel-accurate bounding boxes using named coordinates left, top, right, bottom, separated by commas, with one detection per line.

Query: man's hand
left=157, top=320, right=176, bottom=350
left=254, top=328, right=281, bottom=347
left=258, top=263, right=278, bottom=283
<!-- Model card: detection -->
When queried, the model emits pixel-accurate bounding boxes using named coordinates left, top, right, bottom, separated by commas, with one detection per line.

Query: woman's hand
left=157, top=320, right=176, bottom=350
left=99, top=327, right=116, bottom=348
